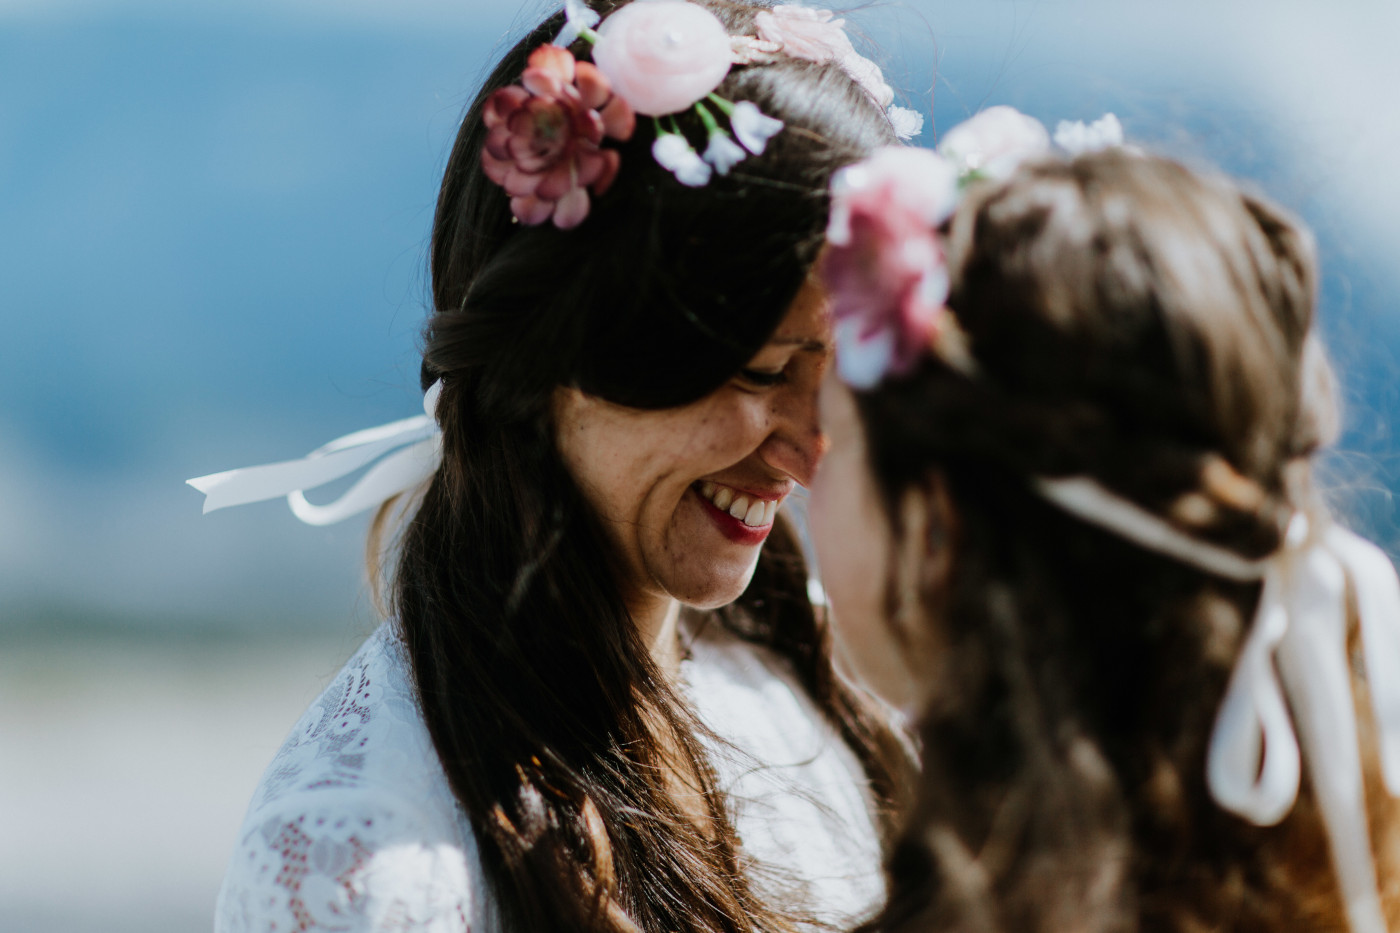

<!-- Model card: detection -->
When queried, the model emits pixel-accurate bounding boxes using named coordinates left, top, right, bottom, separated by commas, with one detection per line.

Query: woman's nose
left=757, top=388, right=829, bottom=487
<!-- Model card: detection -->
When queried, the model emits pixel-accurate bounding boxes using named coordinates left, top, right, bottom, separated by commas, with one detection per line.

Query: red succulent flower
left=482, top=44, right=636, bottom=230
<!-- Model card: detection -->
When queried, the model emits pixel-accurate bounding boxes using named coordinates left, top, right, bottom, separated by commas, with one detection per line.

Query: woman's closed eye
left=737, top=367, right=789, bottom=389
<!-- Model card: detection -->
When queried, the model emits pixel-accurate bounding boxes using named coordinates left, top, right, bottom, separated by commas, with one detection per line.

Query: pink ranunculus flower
left=481, top=44, right=636, bottom=230
left=591, top=0, right=733, bottom=117
left=936, top=105, right=1050, bottom=181
left=754, top=5, right=894, bottom=109
left=822, top=146, right=960, bottom=387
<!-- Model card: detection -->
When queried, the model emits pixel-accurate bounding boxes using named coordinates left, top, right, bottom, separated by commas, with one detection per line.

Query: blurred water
left=0, top=631, right=364, bottom=933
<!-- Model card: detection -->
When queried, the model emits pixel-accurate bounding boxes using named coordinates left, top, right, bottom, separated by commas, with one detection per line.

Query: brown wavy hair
left=376, top=3, right=911, bottom=932
left=852, top=150, right=1400, bottom=931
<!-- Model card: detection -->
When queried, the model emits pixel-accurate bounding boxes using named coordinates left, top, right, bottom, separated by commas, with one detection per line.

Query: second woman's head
left=806, top=131, right=1374, bottom=931
left=811, top=145, right=1327, bottom=709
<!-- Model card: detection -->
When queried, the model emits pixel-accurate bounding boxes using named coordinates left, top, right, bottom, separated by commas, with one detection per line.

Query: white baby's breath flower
left=703, top=131, right=749, bottom=175
left=1053, top=113, right=1125, bottom=156
left=936, top=105, right=1050, bottom=181
left=887, top=106, right=924, bottom=141
left=837, top=51, right=895, bottom=110
left=554, top=0, right=601, bottom=47
left=730, top=101, right=784, bottom=155
left=653, top=132, right=713, bottom=187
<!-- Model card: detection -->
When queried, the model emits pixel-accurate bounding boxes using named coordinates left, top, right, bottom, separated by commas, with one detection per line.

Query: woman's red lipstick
left=692, top=483, right=778, bottom=546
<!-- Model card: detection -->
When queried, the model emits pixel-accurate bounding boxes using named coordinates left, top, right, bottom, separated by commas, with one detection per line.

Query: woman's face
left=554, top=279, right=832, bottom=615
left=807, top=372, right=926, bottom=711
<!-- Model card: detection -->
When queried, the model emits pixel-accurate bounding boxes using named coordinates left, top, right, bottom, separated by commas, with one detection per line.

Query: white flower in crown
left=729, top=35, right=783, bottom=66
left=752, top=2, right=923, bottom=140
left=548, top=0, right=788, bottom=189
left=887, top=106, right=924, bottom=141
left=936, top=105, right=1051, bottom=181
left=653, top=130, right=713, bottom=186
left=554, top=0, right=601, bottom=47
left=703, top=130, right=748, bottom=174
left=1053, top=113, right=1125, bottom=156
left=754, top=5, right=894, bottom=108
left=728, top=100, right=784, bottom=154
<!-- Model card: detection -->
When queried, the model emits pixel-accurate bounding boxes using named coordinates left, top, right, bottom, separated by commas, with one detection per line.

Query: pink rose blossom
left=754, top=5, right=847, bottom=62
left=936, top=105, right=1050, bottom=180
left=754, top=5, right=894, bottom=109
left=822, top=146, right=959, bottom=387
left=591, top=0, right=733, bottom=116
left=481, top=44, right=636, bottom=230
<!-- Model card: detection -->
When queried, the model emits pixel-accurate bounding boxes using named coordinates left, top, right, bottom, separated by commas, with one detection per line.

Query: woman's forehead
left=764, top=279, right=834, bottom=350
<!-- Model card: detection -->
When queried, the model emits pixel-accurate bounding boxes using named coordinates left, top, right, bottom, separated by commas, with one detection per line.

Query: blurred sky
left=3, top=0, right=1400, bottom=636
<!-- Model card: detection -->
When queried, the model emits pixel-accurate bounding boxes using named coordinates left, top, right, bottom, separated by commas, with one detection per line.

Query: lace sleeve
left=215, top=791, right=483, bottom=933
left=215, top=625, right=495, bottom=932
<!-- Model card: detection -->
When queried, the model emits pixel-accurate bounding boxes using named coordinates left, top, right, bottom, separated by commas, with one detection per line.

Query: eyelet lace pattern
left=215, top=623, right=882, bottom=932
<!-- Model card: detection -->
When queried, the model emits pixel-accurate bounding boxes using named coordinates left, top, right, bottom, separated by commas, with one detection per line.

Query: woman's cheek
left=810, top=447, right=889, bottom=657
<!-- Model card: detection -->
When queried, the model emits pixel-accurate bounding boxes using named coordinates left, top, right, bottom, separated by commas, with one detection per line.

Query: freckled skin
left=554, top=281, right=833, bottom=642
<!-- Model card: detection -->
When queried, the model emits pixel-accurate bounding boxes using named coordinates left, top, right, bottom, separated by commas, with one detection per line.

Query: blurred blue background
left=2, top=0, right=1398, bottom=930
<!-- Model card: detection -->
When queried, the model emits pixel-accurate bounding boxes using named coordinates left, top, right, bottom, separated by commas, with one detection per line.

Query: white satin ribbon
left=186, top=381, right=444, bottom=526
left=1036, top=475, right=1400, bottom=933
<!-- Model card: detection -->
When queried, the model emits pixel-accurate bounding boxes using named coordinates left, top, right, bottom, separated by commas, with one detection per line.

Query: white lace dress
left=215, top=621, right=885, bottom=932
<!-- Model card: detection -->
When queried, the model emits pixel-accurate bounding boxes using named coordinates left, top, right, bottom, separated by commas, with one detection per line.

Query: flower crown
left=484, top=0, right=924, bottom=229
left=822, top=107, right=1124, bottom=388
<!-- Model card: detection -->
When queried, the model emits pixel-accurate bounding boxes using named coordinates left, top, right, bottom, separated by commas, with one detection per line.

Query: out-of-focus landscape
left=3, top=0, right=1399, bottom=929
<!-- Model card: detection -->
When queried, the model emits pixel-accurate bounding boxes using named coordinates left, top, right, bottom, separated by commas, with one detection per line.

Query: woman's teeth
left=698, top=482, right=778, bottom=528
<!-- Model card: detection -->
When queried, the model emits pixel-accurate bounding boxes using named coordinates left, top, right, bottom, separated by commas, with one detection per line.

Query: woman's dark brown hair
left=379, top=3, right=910, bottom=932
left=854, top=150, right=1400, bottom=931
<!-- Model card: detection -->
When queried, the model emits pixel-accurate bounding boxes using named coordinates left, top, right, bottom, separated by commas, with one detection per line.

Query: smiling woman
left=210, top=2, right=912, bottom=932
left=554, top=281, right=831, bottom=625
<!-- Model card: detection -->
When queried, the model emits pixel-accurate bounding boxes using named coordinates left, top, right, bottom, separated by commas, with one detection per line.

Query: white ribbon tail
left=1276, top=539, right=1388, bottom=933
left=1029, top=471, right=1400, bottom=933
left=1325, top=525, right=1400, bottom=795
left=1206, top=577, right=1299, bottom=824
left=288, top=435, right=442, bottom=526
left=186, top=414, right=439, bottom=520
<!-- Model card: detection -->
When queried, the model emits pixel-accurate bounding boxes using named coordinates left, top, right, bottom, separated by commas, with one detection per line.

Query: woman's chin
left=657, top=554, right=762, bottom=610
left=650, top=497, right=768, bottom=608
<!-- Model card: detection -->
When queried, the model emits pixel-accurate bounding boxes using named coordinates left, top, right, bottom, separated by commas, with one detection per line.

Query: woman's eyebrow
left=768, top=335, right=830, bottom=352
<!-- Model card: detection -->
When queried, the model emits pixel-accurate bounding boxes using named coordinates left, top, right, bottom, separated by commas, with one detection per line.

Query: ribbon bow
left=186, top=382, right=443, bottom=526
left=1207, top=515, right=1400, bottom=933
left=1035, top=477, right=1400, bottom=933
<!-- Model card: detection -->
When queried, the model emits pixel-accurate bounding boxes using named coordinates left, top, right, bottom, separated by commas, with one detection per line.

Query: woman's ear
left=886, top=469, right=958, bottom=705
